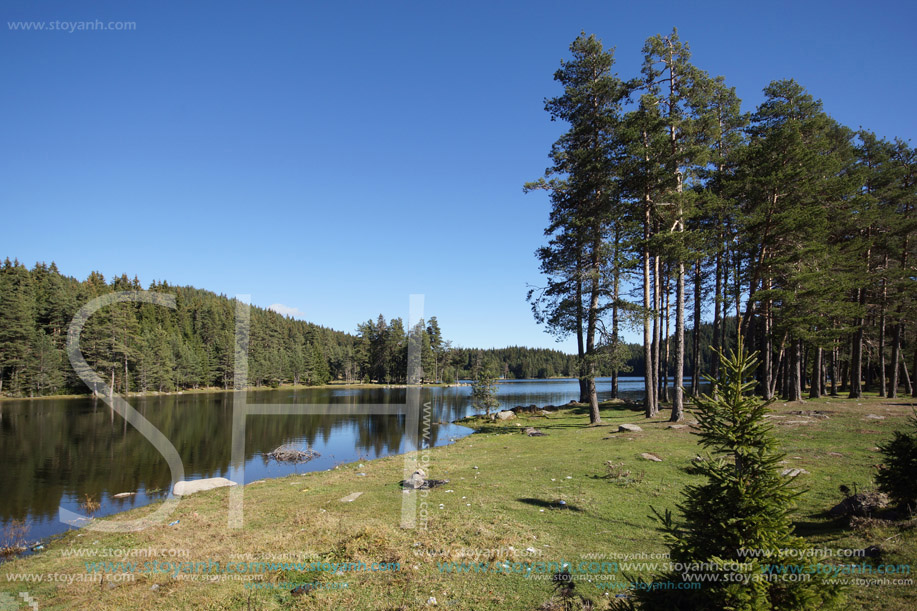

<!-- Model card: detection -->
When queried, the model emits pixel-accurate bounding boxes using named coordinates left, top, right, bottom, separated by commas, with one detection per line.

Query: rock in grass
left=618, top=424, right=642, bottom=433
left=828, top=491, right=889, bottom=517
left=667, top=424, right=688, bottom=430
left=409, top=469, right=426, bottom=489
left=640, top=452, right=663, bottom=462
left=524, top=427, right=546, bottom=437
left=496, top=411, right=516, bottom=420
left=780, top=468, right=809, bottom=477
left=339, top=492, right=363, bottom=502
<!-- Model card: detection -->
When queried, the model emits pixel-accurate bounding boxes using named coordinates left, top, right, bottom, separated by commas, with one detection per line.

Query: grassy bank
left=2, top=396, right=915, bottom=609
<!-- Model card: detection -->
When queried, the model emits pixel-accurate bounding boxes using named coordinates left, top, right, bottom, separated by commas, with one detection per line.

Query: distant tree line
left=528, top=30, right=917, bottom=423
left=0, top=260, right=641, bottom=397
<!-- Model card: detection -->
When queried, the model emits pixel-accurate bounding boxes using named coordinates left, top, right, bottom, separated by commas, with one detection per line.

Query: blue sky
left=2, top=0, right=915, bottom=351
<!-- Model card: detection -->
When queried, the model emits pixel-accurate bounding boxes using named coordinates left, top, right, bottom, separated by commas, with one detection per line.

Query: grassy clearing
left=1, top=395, right=915, bottom=609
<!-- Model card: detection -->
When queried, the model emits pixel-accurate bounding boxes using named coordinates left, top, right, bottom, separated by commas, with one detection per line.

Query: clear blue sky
left=2, top=0, right=914, bottom=351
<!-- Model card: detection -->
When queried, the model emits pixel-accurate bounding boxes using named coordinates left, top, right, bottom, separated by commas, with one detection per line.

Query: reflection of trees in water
left=0, top=388, right=464, bottom=521
left=2, top=383, right=659, bottom=522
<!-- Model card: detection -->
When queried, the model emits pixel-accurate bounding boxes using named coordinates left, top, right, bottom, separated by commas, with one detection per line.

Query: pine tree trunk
left=890, top=321, right=901, bottom=398
left=840, top=351, right=849, bottom=393
left=770, top=337, right=786, bottom=400
left=849, top=295, right=864, bottom=399
left=865, top=344, right=873, bottom=391
left=672, top=259, right=685, bottom=422
left=642, top=131, right=656, bottom=418
left=902, top=349, right=914, bottom=396
left=576, top=254, right=588, bottom=403
left=653, top=251, right=661, bottom=406
left=788, top=340, right=802, bottom=401
left=643, top=203, right=656, bottom=417
left=712, top=245, right=722, bottom=387
left=809, top=347, right=822, bottom=398
left=830, top=343, right=839, bottom=396
left=912, top=341, right=917, bottom=398
left=691, top=259, right=701, bottom=395
left=611, top=231, right=621, bottom=400
left=879, top=260, right=888, bottom=396
left=764, top=298, right=773, bottom=399
left=585, top=236, right=602, bottom=424
left=662, top=267, right=670, bottom=403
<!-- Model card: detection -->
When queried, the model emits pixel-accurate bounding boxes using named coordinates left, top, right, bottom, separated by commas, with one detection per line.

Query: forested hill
left=0, top=259, right=635, bottom=398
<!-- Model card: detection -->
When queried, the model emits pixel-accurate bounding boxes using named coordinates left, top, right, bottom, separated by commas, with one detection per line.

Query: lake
left=0, top=377, right=649, bottom=544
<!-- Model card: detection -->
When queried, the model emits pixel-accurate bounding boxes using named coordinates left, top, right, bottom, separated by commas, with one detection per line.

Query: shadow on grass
left=464, top=418, right=613, bottom=435
left=792, top=516, right=851, bottom=539
left=517, top=498, right=584, bottom=512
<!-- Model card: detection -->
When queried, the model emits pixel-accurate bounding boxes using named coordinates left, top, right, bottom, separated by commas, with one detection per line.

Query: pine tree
left=526, top=32, right=628, bottom=423
left=629, top=342, right=844, bottom=610
left=470, top=352, right=500, bottom=415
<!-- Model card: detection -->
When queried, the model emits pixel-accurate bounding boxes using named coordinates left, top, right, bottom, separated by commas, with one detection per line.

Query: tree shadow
left=516, top=497, right=584, bottom=512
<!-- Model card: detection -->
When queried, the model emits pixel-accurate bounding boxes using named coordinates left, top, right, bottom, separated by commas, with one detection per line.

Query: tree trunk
left=890, top=321, right=901, bottom=398
left=849, top=291, right=865, bottom=399
left=902, top=348, right=914, bottom=396
left=575, top=251, right=588, bottom=404
left=691, top=259, right=701, bottom=395
left=712, top=244, right=722, bottom=388
left=809, top=346, right=822, bottom=398
left=830, top=342, right=839, bottom=396
left=912, top=341, right=917, bottom=398
left=770, top=337, right=786, bottom=400
left=672, top=259, right=685, bottom=422
left=788, top=340, right=802, bottom=401
left=585, top=235, right=602, bottom=424
left=643, top=192, right=656, bottom=417
left=611, top=228, right=621, bottom=400
left=763, top=297, right=773, bottom=399
left=879, top=259, right=888, bottom=396
left=662, top=266, right=670, bottom=403
left=653, top=250, right=661, bottom=406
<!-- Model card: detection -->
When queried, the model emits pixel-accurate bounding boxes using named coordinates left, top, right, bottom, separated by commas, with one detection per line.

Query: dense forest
left=0, top=260, right=628, bottom=398
left=527, top=29, right=916, bottom=423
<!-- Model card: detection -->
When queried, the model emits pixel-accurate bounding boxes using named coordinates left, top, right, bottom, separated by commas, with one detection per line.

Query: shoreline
left=0, top=381, right=469, bottom=403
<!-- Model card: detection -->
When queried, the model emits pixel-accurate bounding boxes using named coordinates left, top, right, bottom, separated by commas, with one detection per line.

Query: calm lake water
left=0, top=377, right=649, bottom=544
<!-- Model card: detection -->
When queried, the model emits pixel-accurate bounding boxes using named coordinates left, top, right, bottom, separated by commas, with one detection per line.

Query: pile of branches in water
left=267, top=444, right=320, bottom=463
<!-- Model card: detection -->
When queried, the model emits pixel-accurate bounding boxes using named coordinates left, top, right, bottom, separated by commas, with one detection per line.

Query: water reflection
left=0, top=377, right=653, bottom=542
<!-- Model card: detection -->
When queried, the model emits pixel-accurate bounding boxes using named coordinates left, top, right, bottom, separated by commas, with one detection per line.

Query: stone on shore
left=172, top=477, right=237, bottom=497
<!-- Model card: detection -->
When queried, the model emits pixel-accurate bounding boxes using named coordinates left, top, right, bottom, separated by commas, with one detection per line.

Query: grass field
left=1, top=394, right=915, bottom=610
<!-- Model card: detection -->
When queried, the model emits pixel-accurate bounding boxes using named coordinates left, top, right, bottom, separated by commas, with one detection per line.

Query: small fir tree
left=876, top=413, right=917, bottom=513
left=625, top=340, right=844, bottom=610
left=470, top=355, right=500, bottom=416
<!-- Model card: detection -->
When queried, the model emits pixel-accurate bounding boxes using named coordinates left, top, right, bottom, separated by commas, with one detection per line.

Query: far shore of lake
left=0, top=380, right=474, bottom=403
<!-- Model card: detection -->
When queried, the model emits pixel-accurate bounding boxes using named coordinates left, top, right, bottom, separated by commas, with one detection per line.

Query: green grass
left=1, top=395, right=915, bottom=609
